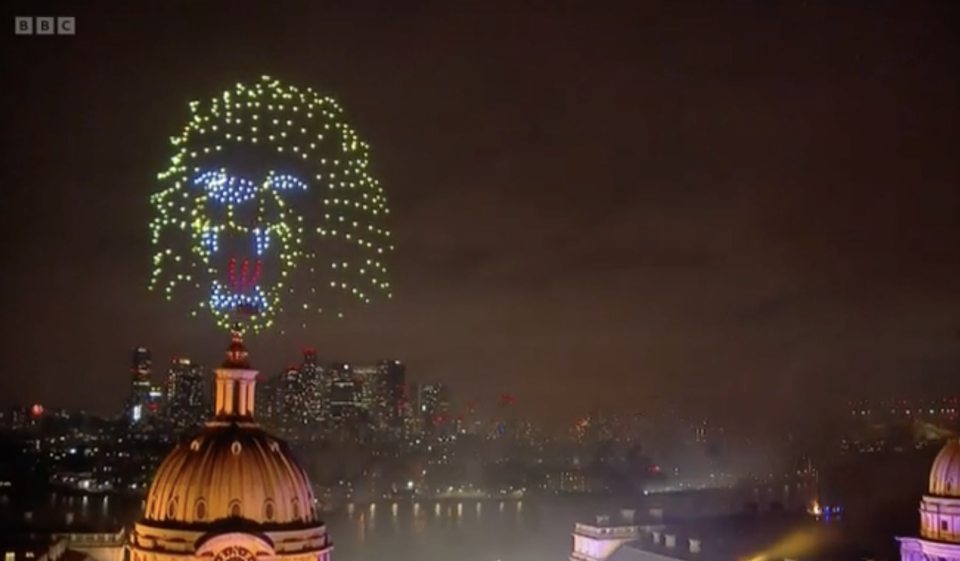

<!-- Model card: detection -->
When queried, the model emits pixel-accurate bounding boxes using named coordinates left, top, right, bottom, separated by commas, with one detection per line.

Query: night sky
left=1, top=1, right=958, bottom=426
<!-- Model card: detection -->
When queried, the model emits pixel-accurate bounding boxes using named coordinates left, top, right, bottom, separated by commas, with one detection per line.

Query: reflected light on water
left=14, top=492, right=624, bottom=561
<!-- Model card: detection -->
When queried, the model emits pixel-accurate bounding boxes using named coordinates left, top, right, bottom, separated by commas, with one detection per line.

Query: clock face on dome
left=213, top=546, right=256, bottom=561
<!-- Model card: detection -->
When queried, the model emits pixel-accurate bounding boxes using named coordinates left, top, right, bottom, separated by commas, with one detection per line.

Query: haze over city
left=1, top=4, right=959, bottom=561
left=2, top=2, right=957, bottom=427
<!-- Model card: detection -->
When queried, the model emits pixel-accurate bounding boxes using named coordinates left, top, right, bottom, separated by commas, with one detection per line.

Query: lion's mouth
left=227, top=257, right=262, bottom=294
left=207, top=256, right=270, bottom=315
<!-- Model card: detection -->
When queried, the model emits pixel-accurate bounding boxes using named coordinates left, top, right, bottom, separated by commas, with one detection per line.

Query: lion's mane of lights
left=149, top=76, right=394, bottom=334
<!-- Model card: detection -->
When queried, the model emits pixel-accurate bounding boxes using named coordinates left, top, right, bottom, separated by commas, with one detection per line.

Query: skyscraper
left=327, top=363, right=366, bottom=424
left=352, top=364, right=379, bottom=411
left=126, top=347, right=153, bottom=423
left=276, top=366, right=310, bottom=433
left=300, top=348, right=327, bottom=423
left=163, top=357, right=207, bottom=429
left=148, top=383, right=165, bottom=416
left=409, top=382, right=449, bottom=433
left=373, top=360, right=405, bottom=431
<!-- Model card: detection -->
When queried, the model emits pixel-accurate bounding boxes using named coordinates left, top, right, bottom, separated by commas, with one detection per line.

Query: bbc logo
left=15, top=16, right=76, bottom=35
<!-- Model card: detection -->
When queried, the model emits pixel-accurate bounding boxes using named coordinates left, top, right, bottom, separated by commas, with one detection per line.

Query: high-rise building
left=409, top=382, right=449, bottom=433
left=148, top=383, right=165, bottom=416
left=276, top=366, right=310, bottom=432
left=164, top=357, right=207, bottom=429
left=256, top=370, right=281, bottom=424
left=328, top=363, right=365, bottom=424
left=426, top=383, right=449, bottom=418
left=376, top=360, right=406, bottom=430
left=133, top=346, right=151, bottom=375
left=300, top=348, right=327, bottom=423
left=352, top=364, right=379, bottom=410
left=127, top=347, right=153, bottom=423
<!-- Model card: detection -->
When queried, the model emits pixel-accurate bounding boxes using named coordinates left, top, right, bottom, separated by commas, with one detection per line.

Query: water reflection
left=323, top=498, right=602, bottom=561
left=2, top=493, right=614, bottom=561
left=356, top=512, right=366, bottom=544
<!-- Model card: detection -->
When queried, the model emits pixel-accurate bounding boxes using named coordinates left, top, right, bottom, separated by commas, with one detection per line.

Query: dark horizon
left=1, top=1, right=958, bottom=427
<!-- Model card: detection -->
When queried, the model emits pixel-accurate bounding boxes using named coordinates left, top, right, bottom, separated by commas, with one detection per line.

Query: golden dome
left=132, top=331, right=331, bottom=561
left=144, top=424, right=317, bottom=526
left=929, top=437, right=960, bottom=497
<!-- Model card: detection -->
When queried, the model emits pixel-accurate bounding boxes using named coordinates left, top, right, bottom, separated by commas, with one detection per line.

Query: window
left=229, top=500, right=242, bottom=517
left=195, top=499, right=207, bottom=520
left=264, top=500, right=275, bottom=521
left=943, top=519, right=949, bottom=532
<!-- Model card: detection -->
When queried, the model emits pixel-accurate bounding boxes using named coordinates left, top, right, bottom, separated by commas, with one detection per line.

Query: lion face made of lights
left=149, top=76, right=393, bottom=334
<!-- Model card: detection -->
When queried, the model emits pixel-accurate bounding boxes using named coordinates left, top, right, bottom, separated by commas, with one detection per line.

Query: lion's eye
left=194, top=170, right=257, bottom=204
left=266, top=173, right=307, bottom=192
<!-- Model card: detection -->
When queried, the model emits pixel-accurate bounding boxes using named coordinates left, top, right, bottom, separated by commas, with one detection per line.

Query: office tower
left=127, top=347, right=153, bottom=423
left=164, top=357, right=206, bottom=429
left=300, top=348, right=326, bottom=423
left=327, top=363, right=365, bottom=424
left=276, top=366, right=309, bottom=432
left=369, top=360, right=405, bottom=431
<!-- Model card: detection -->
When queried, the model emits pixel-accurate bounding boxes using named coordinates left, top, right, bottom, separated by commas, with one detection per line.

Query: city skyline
left=1, top=2, right=958, bottom=428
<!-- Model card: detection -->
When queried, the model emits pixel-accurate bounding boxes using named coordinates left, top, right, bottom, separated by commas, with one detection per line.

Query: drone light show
left=149, top=76, right=394, bottom=334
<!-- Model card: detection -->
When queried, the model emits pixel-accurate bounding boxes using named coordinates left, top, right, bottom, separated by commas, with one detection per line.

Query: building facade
left=130, top=330, right=332, bottom=561
left=899, top=438, right=960, bottom=560
left=164, top=357, right=207, bottom=429
left=126, top=347, right=153, bottom=423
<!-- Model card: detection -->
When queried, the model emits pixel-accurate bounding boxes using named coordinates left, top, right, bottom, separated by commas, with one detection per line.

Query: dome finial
left=223, top=322, right=250, bottom=368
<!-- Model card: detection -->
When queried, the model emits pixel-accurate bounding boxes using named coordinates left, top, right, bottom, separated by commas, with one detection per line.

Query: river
left=2, top=492, right=619, bottom=561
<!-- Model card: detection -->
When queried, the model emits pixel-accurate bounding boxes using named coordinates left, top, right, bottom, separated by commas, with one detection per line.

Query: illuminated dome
left=130, top=330, right=332, bottom=561
left=929, top=438, right=960, bottom=497
left=143, top=425, right=316, bottom=525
